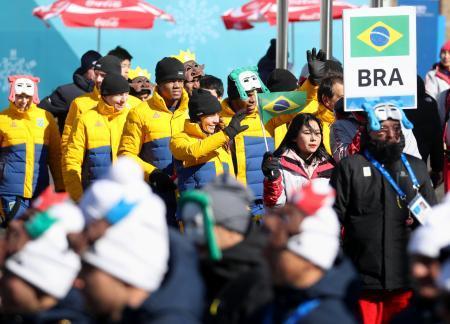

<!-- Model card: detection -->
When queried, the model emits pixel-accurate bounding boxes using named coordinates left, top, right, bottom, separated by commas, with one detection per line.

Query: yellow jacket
left=298, top=79, right=320, bottom=115
left=63, top=99, right=131, bottom=201
left=170, top=121, right=233, bottom=191
left=118, top=89, right=190, bottom=179
left=61, top=87, right=141, bottom=152
left=0, top=102, right=63, bottom=198
left=220, top=99, right=295, bottom=214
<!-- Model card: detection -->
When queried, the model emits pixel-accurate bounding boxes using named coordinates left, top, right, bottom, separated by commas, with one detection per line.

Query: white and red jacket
left=263, top=149, right=335, bottom=208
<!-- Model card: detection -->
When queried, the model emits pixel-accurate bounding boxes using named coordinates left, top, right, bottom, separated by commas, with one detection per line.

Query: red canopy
left=222, top=0, right=358, bottom=30
left=33, top=0, right=174, bottom=29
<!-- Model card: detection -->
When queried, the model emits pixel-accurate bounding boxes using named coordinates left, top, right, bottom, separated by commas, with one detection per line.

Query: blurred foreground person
left=78, top=157, right=204, bottom=323
left=39, top=50, right=101, bottom=132
left=263, top=113, right=334, bottom=208
left=180, top=174, right=271, bottom=324
left=393, top=196, right=450, bottom=324
left=262, top=180, right=359, bottom=324
left=0, top=201, right=89, bottom=323
left=331, top=103, right=437, bottom=324
left=0, top=75, right=63, bottom=225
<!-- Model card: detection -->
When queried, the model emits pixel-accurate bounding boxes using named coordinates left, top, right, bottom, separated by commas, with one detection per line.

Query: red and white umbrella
left=33, top=0, right=174, bottom=50
left=33, top=0, right=173, bottom=29
left=222, top=0, right=357, bottom=30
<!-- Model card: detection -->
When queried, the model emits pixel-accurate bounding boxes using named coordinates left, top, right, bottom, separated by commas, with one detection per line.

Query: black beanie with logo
left=188, top=89, right=222, bottom=121
left=155, top=57, right=186, bottom=84
left=94, top=55, right=122, bottom=75
left=101, top=74, right=130, bottom=96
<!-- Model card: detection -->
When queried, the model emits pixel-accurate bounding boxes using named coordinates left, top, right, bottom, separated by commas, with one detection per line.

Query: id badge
left=407, top=193, right=432, bottom=224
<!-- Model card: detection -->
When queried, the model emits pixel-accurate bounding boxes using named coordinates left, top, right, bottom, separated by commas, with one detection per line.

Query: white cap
left=408, top=199, right=450, bottom=258
left=287, top=207, right=340, bottom=270
left=79, top=157, right=151, bottom=224
left=5, top=202, right=84, bottom=299
left=81, top=157, right=169, bottom=292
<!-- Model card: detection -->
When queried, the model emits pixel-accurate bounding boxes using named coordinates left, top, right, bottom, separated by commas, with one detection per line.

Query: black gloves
left=262, top=152, right=281, bottom=181
left=149, top=169, right=176, bottom=193
left=307, top=48, right=327, bottom=85
left=224, top=110, right=249, bottom=139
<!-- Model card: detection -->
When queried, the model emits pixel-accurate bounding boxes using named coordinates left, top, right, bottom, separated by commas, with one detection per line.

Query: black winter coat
left=391, top=296, right=441, bottom=324
left=39, top=68, right=94, bottom=132
left=121, top=229, right=205, bottom=324
left=261, top=256, right=360, bottom=324
left=330, top=153, right=437, bottom=291
left=404, top=76, right=444, bottom=173
left=201, top=225, right=272, bottom=324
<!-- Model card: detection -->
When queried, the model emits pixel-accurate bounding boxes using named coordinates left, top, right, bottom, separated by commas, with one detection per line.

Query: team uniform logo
left=351, top=15, right=409, bottom=57
left=36, top=118, right=44, bottom=127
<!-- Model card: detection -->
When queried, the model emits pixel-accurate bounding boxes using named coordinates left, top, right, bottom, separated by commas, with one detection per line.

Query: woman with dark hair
left=262, top=113, right=335, bottom=208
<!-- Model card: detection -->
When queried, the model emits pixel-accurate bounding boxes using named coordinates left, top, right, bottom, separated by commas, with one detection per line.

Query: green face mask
left=179, top=190, right=222, bottom=261
left=229, top=66, right=270, bottom=100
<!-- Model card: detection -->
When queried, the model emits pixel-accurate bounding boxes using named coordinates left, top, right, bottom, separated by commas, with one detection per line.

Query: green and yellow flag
left=351, top=15, right=409, bottom=58
left=257, top=91, right=307, bottom=125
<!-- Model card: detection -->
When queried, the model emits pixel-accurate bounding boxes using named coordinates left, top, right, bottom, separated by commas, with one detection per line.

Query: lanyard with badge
left=364, top=150, right=431, bottom=224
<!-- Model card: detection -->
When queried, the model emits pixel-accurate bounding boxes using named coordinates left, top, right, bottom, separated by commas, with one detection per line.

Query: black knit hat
left=80, top=50, right=102, bottom=74
left=101, top=74, right=130, bottom=96
left=188, top=89, right=222, bottom=121
left=266, top=69, right=298, bottom=92
left=155, top=57, right=185, bottom=84
left=94, top=55, right=122, bottom=75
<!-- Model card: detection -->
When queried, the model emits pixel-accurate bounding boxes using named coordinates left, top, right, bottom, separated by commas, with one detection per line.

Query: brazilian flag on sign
left=351, top=15, right=409, bottom=58
left=257, top=91, right=307, bottom=125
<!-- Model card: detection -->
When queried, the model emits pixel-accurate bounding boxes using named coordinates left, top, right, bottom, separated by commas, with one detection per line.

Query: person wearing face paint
left=118, top=57, right=189, bottom=226
left=63, top=74, right=132, bottom=201
left=0, top=76, right=64, bottom=225
left=262, top=113, right=335, bottom=208
left=0, top=200, right=90, bottom=323
left=261, top=181, right=359, bottom=324
left=180, top=174, right=272, bottom=324
left=61, top=55, right=141, bottom=153
left=330, top=103, right=437, bottom=324
left=220, top=66, right=298, bottom=218
left=172, top=49, right=205, bottom=97
left=128, top=66, right=154, bottom=101
left=170, top=89, right=244, bottom=192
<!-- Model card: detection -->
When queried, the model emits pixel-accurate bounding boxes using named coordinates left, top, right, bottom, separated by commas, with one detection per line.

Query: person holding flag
left=220, top=66, right=305, bottom=217
left=262, top=113, right=335, bottom=208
